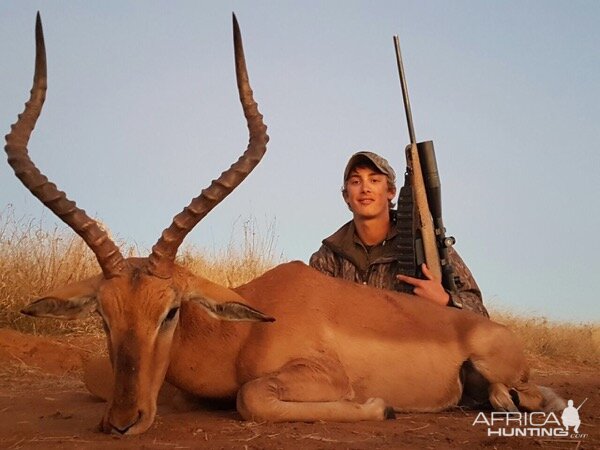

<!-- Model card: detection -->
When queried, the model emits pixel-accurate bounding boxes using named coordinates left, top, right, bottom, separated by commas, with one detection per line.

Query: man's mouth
left=358, top=198, right=374, bottom=205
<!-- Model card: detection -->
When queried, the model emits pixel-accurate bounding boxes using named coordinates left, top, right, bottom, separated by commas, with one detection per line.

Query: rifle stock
left=405, top=142, right=442, bottom=281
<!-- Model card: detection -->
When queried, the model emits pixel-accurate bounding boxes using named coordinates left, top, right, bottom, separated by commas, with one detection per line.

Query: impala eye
left=162, top=306, right=180, bottom=325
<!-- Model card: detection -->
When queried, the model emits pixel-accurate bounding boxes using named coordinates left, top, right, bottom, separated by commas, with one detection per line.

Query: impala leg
left=236, top=357, right=393, bottom=422
left=488, top=383, right=519, bottom=412
left=468, top=322, right=552, bottom=412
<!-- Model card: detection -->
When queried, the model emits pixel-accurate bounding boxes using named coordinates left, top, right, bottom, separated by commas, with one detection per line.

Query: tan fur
left=66, top=258, right=562, bottom=434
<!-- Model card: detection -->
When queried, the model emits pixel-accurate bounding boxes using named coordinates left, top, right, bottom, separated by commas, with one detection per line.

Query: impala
left=5, top=13, right=564, bottom=436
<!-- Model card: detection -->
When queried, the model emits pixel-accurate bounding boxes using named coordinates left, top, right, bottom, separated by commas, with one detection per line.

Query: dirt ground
left=0, top=328, right=597, bottom=450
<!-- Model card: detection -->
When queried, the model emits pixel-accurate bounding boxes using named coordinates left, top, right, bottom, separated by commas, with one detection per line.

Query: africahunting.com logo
left=472, top=398, right=588, bottom=439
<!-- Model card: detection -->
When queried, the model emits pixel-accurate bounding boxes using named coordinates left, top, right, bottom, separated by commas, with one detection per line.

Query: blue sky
left=1, top=1, right=598, bottom=322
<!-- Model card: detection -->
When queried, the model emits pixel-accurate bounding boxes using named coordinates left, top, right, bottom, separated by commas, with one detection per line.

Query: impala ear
left=187, top=295, right=275, bottom=323
left=22, top=296, right=98, bottom=320
left=21, top=275, right=103, bottom=320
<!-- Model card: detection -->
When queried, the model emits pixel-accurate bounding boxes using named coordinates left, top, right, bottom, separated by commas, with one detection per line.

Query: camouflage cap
left=343, top=151, right=396, bottom=186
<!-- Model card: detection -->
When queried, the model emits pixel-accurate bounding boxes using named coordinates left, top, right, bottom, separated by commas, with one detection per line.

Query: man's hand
left=396, top=264, right=450, bottom=306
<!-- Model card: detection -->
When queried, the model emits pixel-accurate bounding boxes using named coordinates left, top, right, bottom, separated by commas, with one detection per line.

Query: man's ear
left=341, top=187, right=353, bottom=210
left=21, top=275, right=103, bottom=320
left=186, top=294, right=275, bottom=323
left=387, top=186, right=396, bottom=200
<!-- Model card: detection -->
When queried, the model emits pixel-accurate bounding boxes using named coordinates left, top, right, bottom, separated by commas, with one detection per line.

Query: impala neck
left=168, top=304, right=251, bottom=398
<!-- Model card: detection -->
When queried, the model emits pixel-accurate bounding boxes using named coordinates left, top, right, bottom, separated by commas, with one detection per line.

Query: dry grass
left=0, top=206, right=104, bottom=335
left=178, top=216, right=283, bottom=288
left=0, top=206, right=281, bottom=336
left=0, top=205, right=597, bottom=367
left=491, top=309, right=600, bottom=368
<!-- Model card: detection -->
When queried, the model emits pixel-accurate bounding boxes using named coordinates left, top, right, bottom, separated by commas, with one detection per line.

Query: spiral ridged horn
left=147, top=13, right=269, bottom=278
left=4, top=13, right=126, bottom=279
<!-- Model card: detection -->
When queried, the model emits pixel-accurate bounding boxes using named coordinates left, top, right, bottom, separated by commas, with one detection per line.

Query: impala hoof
left=384, top=406, right=396, bottom=420
left=363, top=397, right=389, bottom=420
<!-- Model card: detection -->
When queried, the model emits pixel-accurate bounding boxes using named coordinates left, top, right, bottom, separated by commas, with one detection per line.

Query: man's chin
left=353, top=210, right=385, bottom=220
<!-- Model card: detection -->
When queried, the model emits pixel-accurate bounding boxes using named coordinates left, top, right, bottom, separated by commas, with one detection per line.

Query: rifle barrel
left=393, top=35, right=416, bottom=145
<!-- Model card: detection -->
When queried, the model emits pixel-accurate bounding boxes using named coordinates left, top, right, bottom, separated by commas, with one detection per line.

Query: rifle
left=576, top=398, right=588, bottom=410
left=393, top=35, right=458, bottom=294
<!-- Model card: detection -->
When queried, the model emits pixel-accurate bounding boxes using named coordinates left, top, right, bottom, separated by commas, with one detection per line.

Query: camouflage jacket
left=309, top=216, right=489, bottom=317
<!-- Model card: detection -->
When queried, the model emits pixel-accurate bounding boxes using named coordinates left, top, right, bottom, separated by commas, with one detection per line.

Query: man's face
left=343, top=166, right=395, bottom=220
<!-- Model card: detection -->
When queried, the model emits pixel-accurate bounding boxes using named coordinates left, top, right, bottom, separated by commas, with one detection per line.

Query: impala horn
left=4, top=12, right=125, bottom=279
left=147, top=13, right=269, bottom=278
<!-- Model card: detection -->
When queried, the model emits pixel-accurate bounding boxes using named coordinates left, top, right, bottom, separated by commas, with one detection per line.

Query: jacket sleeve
left=446, top=247, right=489, bottom=318
left=309, top=245, right=338, bottom=277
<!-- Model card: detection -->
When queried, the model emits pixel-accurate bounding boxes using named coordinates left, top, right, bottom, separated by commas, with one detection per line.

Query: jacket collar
left=322, top=212, right=400, bottom=272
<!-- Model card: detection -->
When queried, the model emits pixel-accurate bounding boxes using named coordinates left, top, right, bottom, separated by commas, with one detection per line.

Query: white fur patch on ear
left=21, top=296, right=98, bottom=320
left=189, top=296, right=275, bottom=322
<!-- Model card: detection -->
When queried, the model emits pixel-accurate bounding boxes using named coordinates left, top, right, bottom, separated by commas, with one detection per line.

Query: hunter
left=309, top=151, right=488, bottom=317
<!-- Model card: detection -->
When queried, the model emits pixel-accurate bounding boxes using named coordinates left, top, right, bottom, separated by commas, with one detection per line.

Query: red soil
left=0, top=328, right=597, bottom=449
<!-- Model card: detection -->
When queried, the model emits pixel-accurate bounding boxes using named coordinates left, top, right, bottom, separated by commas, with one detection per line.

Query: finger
left=396, top=274, right=423, bottom=287
left=421, top=263, right=434, bottom=280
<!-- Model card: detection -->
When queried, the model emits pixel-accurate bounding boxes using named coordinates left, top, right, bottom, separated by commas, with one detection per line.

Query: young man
left=309, top=151, right=488, bottom=317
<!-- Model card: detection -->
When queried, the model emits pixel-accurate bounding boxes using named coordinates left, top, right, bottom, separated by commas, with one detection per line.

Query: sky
left=1, top=1, right=598, bottom=323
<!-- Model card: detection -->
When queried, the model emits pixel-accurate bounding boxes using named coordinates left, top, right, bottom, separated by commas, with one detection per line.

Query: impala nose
left=109, top=410, right=142, bottom=435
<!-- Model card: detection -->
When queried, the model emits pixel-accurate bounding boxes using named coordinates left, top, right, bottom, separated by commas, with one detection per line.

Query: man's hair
left=341, top=161, right=396, bottom=209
